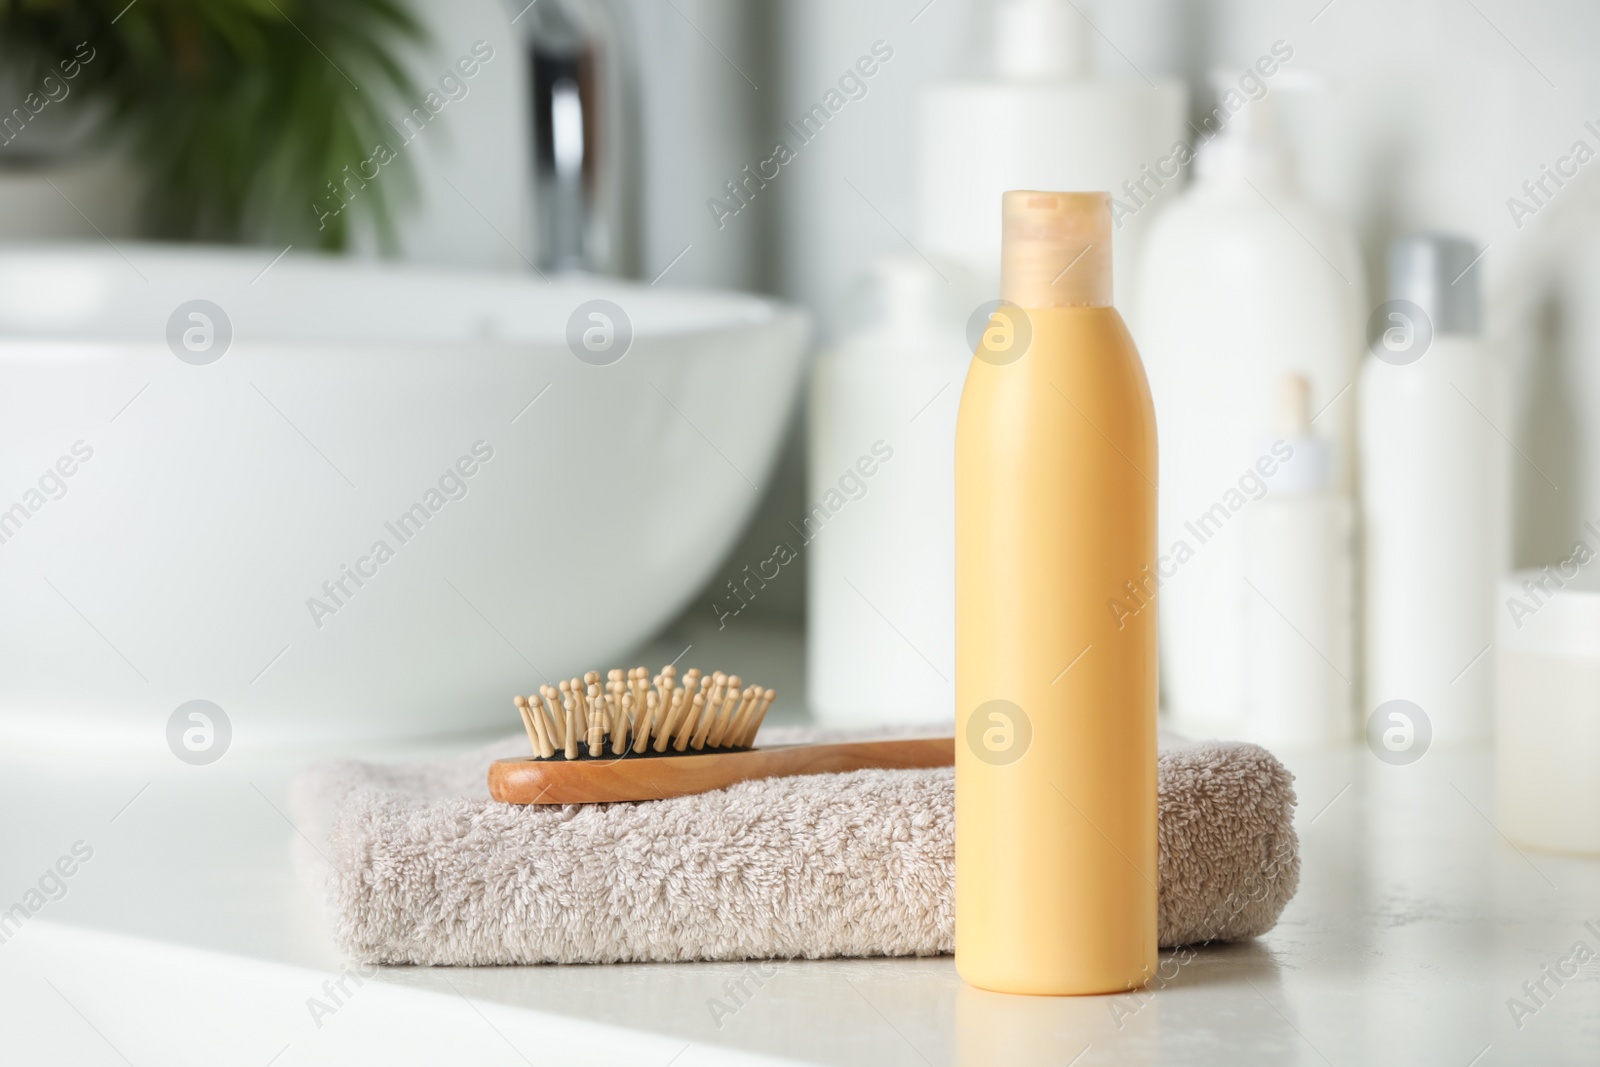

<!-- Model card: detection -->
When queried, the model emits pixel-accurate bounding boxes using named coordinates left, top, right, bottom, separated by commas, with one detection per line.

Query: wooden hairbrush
left=488, top=663, right=953, bottom=804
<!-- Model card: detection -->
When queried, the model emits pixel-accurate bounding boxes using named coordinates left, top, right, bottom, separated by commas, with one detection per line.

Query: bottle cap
left=995, top=0, right=1090, bottom=81
left=999, top=190, right=1112, bottom=308
left=1261, top=375, right=1334, bottom=494
left=1276, top=374, right=1312, bottom=437
left=1387, top=234, right=1481, bottom=336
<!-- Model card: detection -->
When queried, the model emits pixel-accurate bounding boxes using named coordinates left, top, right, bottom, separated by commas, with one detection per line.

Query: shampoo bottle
left=1360, top=235, right=1506, bottom=744
left=1241, top=375, right=1355, bottom=747
left=1135, top=81, right=1363, bottom=734
left=955, top=191, right=1158, bottom=995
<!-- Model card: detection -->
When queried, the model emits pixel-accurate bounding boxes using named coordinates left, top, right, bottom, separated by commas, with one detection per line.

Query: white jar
left=1497, top=566, right=1600, bottom=855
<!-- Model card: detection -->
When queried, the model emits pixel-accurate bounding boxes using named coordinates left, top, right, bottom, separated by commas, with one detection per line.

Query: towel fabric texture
left=289, top=726, right=1299, bottom=966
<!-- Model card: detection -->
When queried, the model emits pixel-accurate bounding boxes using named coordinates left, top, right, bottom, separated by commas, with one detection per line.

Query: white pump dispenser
left=1135, top=73, right=1364, bottom=735
left=1194, top=70, right=1296, bottom=187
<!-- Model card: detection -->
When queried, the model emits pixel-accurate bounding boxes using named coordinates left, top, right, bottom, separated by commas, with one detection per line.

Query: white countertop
left=3, top=627, right=1598, bottom=1065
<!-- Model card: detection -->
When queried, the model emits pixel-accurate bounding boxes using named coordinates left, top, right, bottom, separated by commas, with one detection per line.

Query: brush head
left=513, top=664, right=776, bottom=761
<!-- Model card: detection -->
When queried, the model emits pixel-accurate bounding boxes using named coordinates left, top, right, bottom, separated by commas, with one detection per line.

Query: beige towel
left=289, top=726, right=1299, bottom=966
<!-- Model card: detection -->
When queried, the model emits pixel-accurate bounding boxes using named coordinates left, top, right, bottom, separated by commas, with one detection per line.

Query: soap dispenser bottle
left=955, top=191, right=1158, bottom=996
left=1135, top=77, right=1363, bottom=735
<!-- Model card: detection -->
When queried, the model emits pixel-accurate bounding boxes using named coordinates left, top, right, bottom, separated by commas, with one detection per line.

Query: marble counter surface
left=3, top=623, right=1597, bottom=1065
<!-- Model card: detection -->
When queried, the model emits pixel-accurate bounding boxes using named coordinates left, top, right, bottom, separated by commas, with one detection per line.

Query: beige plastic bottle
left=954, top=190, right=1158, bottom=995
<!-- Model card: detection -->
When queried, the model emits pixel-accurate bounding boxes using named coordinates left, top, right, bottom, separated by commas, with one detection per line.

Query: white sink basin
left=0, top=244, right=808, bottom=753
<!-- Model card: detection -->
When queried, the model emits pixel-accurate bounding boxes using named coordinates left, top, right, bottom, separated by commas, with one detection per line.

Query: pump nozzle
left=1263, top=373, right=1335, bottom=493
left=1196, top=65, right=1326, bottom=185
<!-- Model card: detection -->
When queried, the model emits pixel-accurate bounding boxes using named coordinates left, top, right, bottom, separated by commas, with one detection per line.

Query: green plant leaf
left=0, top=0, right=429, bottom=251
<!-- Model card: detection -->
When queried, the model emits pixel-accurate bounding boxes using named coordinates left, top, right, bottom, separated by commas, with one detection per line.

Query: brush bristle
left=514, top=665, right=774, bottom=760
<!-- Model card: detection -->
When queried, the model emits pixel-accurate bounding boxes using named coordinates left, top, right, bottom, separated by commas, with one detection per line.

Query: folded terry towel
left=289, top=726, right=1299, bottom=966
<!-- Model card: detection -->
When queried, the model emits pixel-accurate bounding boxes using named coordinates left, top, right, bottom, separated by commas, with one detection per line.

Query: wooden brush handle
left=489, top=737, right=954, bottom=805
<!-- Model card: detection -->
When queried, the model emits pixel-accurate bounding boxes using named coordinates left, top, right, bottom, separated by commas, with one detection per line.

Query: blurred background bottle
left=1361, top=235, right=1507, bottom=745
left=1241, top=375, right=1355, bottom=747
left=807, top=256, right=970, bottom=726
left=917, top=0, right=1186, bottom=318
left=1137, top=76, right=1364, bottom=736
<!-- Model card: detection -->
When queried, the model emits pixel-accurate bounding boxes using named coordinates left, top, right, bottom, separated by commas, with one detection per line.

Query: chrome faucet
left=514, top=0, right=640, bottom=276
